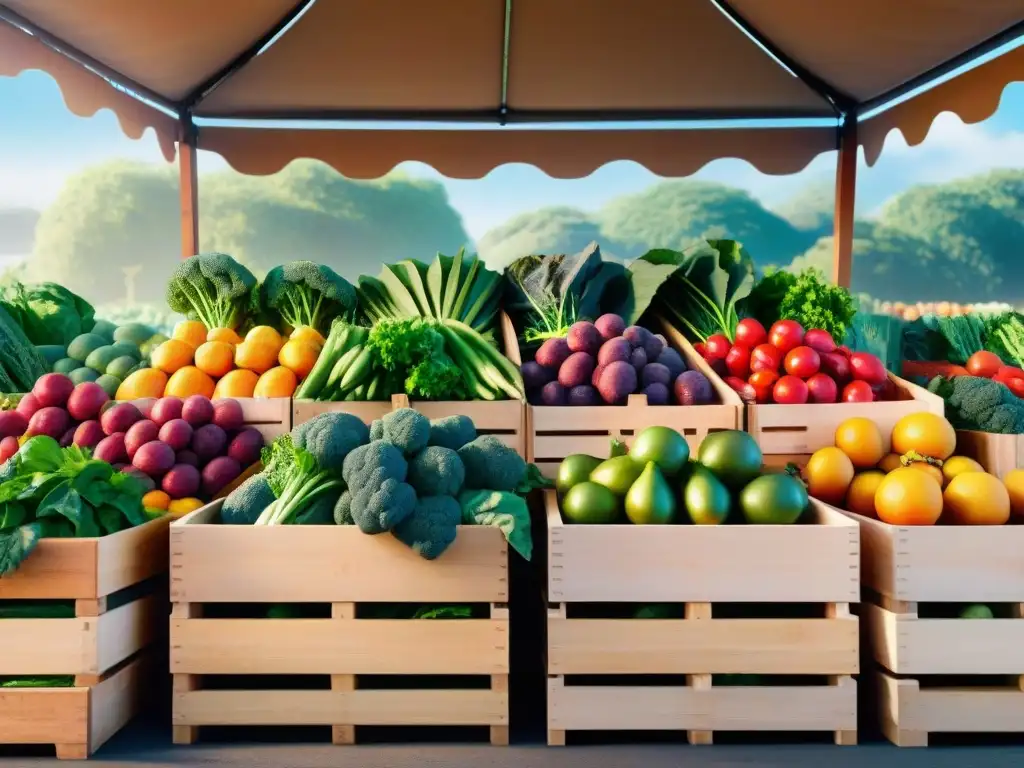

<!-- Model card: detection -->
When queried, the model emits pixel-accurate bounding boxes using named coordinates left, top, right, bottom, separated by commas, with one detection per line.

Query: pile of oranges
left=804, top=412, right=1024, bottom=526
left=115, top=321, right=323, bottom=401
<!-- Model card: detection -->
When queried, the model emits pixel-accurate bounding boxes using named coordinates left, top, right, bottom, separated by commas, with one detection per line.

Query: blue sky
left=3, top=71, right=1024, bottom=239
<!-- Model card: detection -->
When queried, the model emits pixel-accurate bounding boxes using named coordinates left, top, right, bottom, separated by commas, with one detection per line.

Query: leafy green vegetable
left=367, top=319, right=467, bottom=401
left=983, top=312, right=1024, bottom=366
left=0, top=676, right=73, bottom=688
left=900, top=316, right=947, bottom=363
left=927, top=375, right=1024, bottom=434
left=459, top=489, right=532, bottom=561
left=258, top=261, right=357, bottom=337
left=741, top=268, right=794, bottom=330
left=0, top=302, right=48, bottom=393
left=413, top=605, right=472, bottom=619
left=0, top=281, right=96, bottom=346
left=776, top=269, right=857, bottom=343
left=166, top=253, right=257, bottom=331
left=845, top=313, right=903, bottom=372
left=935, top=315, right=985, bottom=364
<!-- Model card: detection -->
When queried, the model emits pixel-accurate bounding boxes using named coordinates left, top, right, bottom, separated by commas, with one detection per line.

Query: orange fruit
left=278, top=339, right=320, bottom=380
left=164, top=365, right=216, bottom=399
left=942, top=456, right=984, bottom=485
left=834, top=417, right=885, bottom=468
left=235, top=341, right=278, bottom=375
left=195, top=341, right=235, bottom=378
left=846, top=471, right=885, bottom=516
left=142, top=490, right=171, bottom=511
left=290, top=326, right=325, bottom=348
left=1004, top=469, right=1024, bottom=518
left=891, top=412, right=956, bottom=461
left=254, top=366, right=298, bottom=398
left=245, top=325, right=283, bottom=351
left=906, top=461, right=944, bottom=487
left=150, top=339, right=194, bottom=374
left=167, top=497, right=205, bottom=518
left=877, top=452, right=903, bottom=473
left=173, top=320, right=208, bottom=349
left=213, top=369, right=259, bottom=399
left=115, top=368, right=168, bottom=400
left=944, top=472, right=1010, bottom=525
left=804, top=447, right=854, bottom=506
left=207, top=327, right=243, bottom=345
left=874, top=467, right=943, bottom=526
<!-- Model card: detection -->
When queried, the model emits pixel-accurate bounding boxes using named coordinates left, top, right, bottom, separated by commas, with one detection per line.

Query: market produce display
left=0, top=280, right=97, bottom=347
left=39, top=321, right=165, bottom=397
left=556, top=426, right=809, bottom=525
left=804, top=411, right=1021, bottom=526
left=902, top=311, right=1024, bottom=371
left=927, top=374, right=1024, bottom=434
left=870, top=299, right=1012, bottom=322
left=221, top=408, right=547, bottom=560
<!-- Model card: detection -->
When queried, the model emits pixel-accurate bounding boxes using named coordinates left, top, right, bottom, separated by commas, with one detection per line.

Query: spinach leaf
left=459, top=490, right=533, bottom=561
left=97, top=504, right=127, bottom=536
left=0, top=502, right=27, bottom=531
left=36, top=482, right=84, bottom=531
left=0, top=523, right=41, bottom=576
left=17, top=437, right=63, bottom=474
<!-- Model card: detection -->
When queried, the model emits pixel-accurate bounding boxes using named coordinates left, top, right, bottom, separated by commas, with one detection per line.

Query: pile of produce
left=222, top=408, right=548, bottom=559
left=556, top=427, right=809, bottom=526
left=0, top=299, right=48, bottom=396
left=804, top=411, right=1024, bottom=527
left=39, top=321, right=164, bottom=398
left=927, top=374, right=1024, bottom=435
left=0, top=281, right=97, bottom=347
left=298, top=251, right=524, bottom=402
left=695, top=318, right=891, bottom=405
left=902, top=311, right=1024, bottom=373
left=870, top=299, right=1012, bottom=322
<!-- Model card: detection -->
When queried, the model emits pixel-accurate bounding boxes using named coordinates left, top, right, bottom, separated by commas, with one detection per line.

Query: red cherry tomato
left=805, top=373, right=838, bottom=403
left=704, top=334, right=732, bottom=361
left=768, top=320, right=805, bottom=355
left=748, top=370, right=779, bottom=403
left=842, top=380, right=874, bottom=403
left=750, top=343, right=782, bottom=373
left=725, top=344, right=752, bottom=379
left=966, top=351, right=1002, bottom=379
left=783, top=345, right=821, bottom=378
left=849, top=352, right=887, bottom=386
left=772, top=375, right=809, bottom=405
left=819, top=351, right=851, bottom=382
left=803, top=329, right=837, bottom=355
left=734, top=318, right=767, bottom=349
left=693, top=342, right=707, bottom=358
left=1007, top=377, right=1024, bottom=399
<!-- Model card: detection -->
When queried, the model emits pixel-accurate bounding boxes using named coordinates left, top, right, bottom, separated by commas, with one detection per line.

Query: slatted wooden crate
left=953, top=429, right=1024, bottom=480
left=526, top=319, right=743, bottom=478
left=0, top=515, right=170, bottom=759
left=544, top=490, right=860, bottom=746
left=291, top=313, right=525, bottom=457
left=170, top=499, right=510, bottom=745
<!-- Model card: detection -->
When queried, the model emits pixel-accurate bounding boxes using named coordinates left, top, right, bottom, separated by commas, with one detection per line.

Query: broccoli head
left=428, top=415, right=477, bottom=451
left=457, top=435, right=527, bottom=492
left=929, top=375, right=1024, bottom=435
left=260, top=261, right=357, bottom=337
left=381, top=408, right=430, bottom=456
left=334, top=490, right=354, bottom=525
left=351, top=478, right=417, bottom=534
left=392, top=495, right=460, bottom=559
left=221, top=474, right=276, bottom=525
left=292, top=411, right=370, bottom=469
left=342, top=441, right=408, bottom=486
left=166, top=253, right=257, bottom=331
left=408, top=446, right=465, bottom=497
left=369, top=419, right=384, bottom=441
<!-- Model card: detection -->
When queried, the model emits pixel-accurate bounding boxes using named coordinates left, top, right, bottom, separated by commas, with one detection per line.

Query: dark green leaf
left=108, top=492, right=146, bottom=528
left=75, top=505, right=101, bottom=539
left=0, top=502, right=26, bottom=531
left=36, top=482, right=83, bottom=531
left=0, top=522, right=41, bottom=576
left=97, top=504, right=127, bottom=536
left=38, top=517, right=75, bottom=539
left=460, top=490, right=533, bottom=561
left=412, top=605, right=472, bottom=620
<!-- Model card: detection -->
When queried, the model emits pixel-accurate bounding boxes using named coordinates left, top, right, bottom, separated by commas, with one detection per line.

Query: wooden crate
left=292, top=313, right=526, bottom=457
left=748, top=373, right=944, bottom=464
left=527, top=319, right=743, bottom=478
left=0, top=515, right=170, bottom=759
left=544, top=490, right=859, bottom=746
left=953, top=429, right=1024, bottom=480
left=170, top=499, right=510, bottom=746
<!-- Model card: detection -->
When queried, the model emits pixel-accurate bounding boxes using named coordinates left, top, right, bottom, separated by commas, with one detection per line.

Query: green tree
left=773, top=179, right=833, bottom=239
left=0, top=207, right=40, bottom=256
left=477, top=206, right=616, bottom=269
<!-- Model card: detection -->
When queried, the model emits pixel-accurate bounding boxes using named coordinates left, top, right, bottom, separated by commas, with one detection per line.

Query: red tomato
left=693, top=342, right=707, bottom=358
left=748, top=370, right=779, bottom=403
left=768, top=320, right=805, bottom=354
left=704, top=334, right=732, bottom=361
left=772, top=375, right=809, bottom=405
left=724, top=376, right=756, bottom=404
left=750, top=343, right=782, bottom=373
left=806, top=373, right=838, bottom=403
left=803, top=329, right=837, bottom=355
left=842, top=380, right=874, bottom=403
left=849, top=352, right=887, bottom=386
left=966, top=351, right=1002, bottom=379
left=725, top=344, right=752, bottom=378
left=1007, top=378, right=1024, bottom=399
left=784, top=346, right=821, bottom=378
left=819, top=351, right=852, bottom=382
left=734, top=318, right=767, bottom=349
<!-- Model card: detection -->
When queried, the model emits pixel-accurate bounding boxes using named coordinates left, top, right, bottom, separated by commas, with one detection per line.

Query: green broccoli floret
left=929, top=375, right=1024, bottom=434
left=294, top=486, right=342, bottom=525
left=428, top=415, right=477, bottom=451
left=291, top=412, right=369, bottom=467
left=334, top=490, right=354, bottom=525
left=381, top=408, right=430, bottom=456
left=457, top=436, right=527, bottom=492
left=221, top=474, right=276, bottom=525
left=393, top=495, right=460, bottom=559
left=259, top=261, right=357, bottom=337
left=342, top=441, right=416, bottom=533
left=342, top=441, right=409, bottom=485
left=369, top=419, right=384, bottom=441
left=166, top=253, right=257, bottom=331
left=408, top=446, right=465, bottom=497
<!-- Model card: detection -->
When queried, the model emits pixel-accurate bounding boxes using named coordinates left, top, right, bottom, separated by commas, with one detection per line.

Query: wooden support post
left=179, top=120, right=199, bottom=259
left=832, top=114, right=857, bottom=289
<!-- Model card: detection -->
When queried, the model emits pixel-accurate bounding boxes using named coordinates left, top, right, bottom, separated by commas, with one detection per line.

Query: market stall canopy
left=0, top=0, right=1021, bottom=175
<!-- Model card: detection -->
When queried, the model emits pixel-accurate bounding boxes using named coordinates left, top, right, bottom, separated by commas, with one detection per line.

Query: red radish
left=0, top=411, right=27, bottom=440
left=734, top=318, right=767, bottom=349
left=73, top=420, right=105, bottom=449
left=837, top=345, right=853, bottom=357
left=725, top=344, right=751, bottom=379
left=150, top=397, right=184, bottom=427
left=162, top=464, right=201, bottom=499
left=0, top=436, right=19, bottom=463
left=772, top=375, right=809, bottom=404
left=820, top=352, right=852, bottom=382
left=803, top=329, right=837, bottom=354
left=66, top=382, right=110, bottom=422
left=227, top=428, right=264, bottom=467
left=806, top=373, right=838, bottom=403
left=212, top=399, right=244, bottom=431
left=724, top=376, right=756, bottom=403
left=16, top=394, right=40, bottom=421
left=26, top=407, right=69, bottom=439
left=768, top=320, right=804, bottom=354
left=94, top=433, right=128, bottom=464
left=704, top=335, right=731, bottom=361
left=849, top=352, right=887, bottom=386
left=158, top=419, right=193, bottom=452
left=201, top=456, right=242, bottom=497
left=181, top=395, right=214, bottom=427
left=32, top=373, right=75, bottom=409
left=842, top=380, right=874, bottom=403
left=783, top=346, right=821, bottom=378
left=134, top=398, right=158, bottom=420
left=192, top=424, right=228, bottom=462
left=125, top=420, right=159, bottom=460
left=748, top=370, right=779, bottom=403
left=750, top=343, right=782, bottom=373
left=133, top=440, right=176, bottom=477
left=100, top=403, right=143, bottom=437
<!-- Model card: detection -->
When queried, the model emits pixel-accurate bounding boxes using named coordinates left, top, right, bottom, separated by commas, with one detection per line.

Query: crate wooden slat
left=544, top=490, right=859, bottom=746
left=170, top=499, right=510, bottom=746
left=0, top=515, right=169, bottom=759
left=527, top=319, right=743, bottom=478
left=952, top=429, right=1024, bottom=480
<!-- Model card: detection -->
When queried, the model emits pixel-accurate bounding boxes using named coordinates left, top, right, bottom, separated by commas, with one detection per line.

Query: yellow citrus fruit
left=194, top=341, right=235, bottom=379
left=142, top=490, right=171, bottom=511
left=877, top=453, right=903, bottom=473
left=874, top=467, right=943, bottom=526
left=167, top=497, right=205, bottom=518
left=235, top=341, right=278, bottom=375
left=891, top=412, right=957, bottom=461
left=245, top=325, right=283, bottom=351
left=213, top=369, right=259, bottom=399
left=172, top=320, right=208, bottom=349
left=942, top=455, right=984, bottom=485
left=164, top=365, right=216, bottom=399
left=290, top=326, right=325, bottom=348
left=206, top=327, right=243, bottom=345
left=846, top=471, right=885, bottom=516
left=278, top=339, right=320, bottom=380
left=150, top=339, right=194, bottom=374
left=254, top=366, right=298, bottom=398
left=906, top=461, right=944, bottom=487
left=943, top=472, right=1010, bottom=525
left=804, top=447, right=855, bottom=506
left=115, top=368, right=168, bottom=400
left=1004, top=469, right=1024, bottom=518
left=835, top=417, right=885, bottom=468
